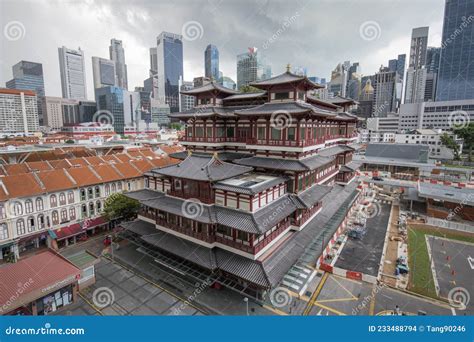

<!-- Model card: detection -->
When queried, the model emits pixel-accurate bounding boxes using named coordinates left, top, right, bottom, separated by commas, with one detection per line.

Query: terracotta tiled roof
left=26, top=161, right=53, bottom=172
left=130, top=159, right=155, bottom=173
left=114, top=154, right=133, bottom=163
left=36, top=169, right=76, bottom=192
left=111, top=163, right=142, bottom=178
left=159, top=145, right=185, bottom=155
left=150, top=157, right=180, bottom=168
left=1, top=173, right=44, bottom=198
left=66, top=167, right=102, bottom=186
left=3, top=163, right=30, bottom=175
left=126, top=150, right=144, bottom=158
left=0, top=250, right=80, bottom=313
left=100, top=155, right=122, bottom=163
left=68, top=158, right=89, bottom=167
left=83, top=156, right=104, bottom=165
left=93, top=164, right=122, bottom=182
left=49, top=159, right=72, bottom=169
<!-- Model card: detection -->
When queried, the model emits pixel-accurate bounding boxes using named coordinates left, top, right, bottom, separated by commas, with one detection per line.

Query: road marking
left=317, top=297, right=358, bottom=303
left=451, top=307, right=456, bottom=316
left=262, top=305, right=288, bottom=316
left=303, top=272, right=328, bottom=315
left=369, top=284, right=376, bottom=316
left=330, top=275, right=358, bottom=299
left=312, top=302, right=346, bottom=316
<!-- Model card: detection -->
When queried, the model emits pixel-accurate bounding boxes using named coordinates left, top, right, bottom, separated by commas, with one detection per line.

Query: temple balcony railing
left=253, top=219, right=291, bottom=254
left=155, top=218, right=215, bottom=244
left=246, top=138, right=326, bottom=147
left=178, top=136, right=246, bottom=143
left=166, top=190, right=214, bottom=204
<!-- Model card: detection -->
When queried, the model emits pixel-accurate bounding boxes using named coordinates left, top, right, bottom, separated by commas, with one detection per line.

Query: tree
left=103, top=193, right=140, bottom=221
left=239, top=85, right=262, bottom=93
left=65, top=139, right=75, bottom=144
left=440, top=133, right=460, bottom=160
left=170, top=122, right=183, bottom=131
left=454, top=122, right=474, bottom=162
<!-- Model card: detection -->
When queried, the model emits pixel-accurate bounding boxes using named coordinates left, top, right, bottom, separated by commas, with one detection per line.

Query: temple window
left=287, top=127, right=295, bottom=141
left=274, top=92, right=290, bottom=100
left=271, top=127, right=281, bottom=140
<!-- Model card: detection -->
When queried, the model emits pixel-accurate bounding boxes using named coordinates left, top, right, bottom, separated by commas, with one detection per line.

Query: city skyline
left=2, top=0, right=444, bottom=101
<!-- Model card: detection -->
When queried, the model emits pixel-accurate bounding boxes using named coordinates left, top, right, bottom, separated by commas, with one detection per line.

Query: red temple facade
left=121, top=70, right=361, bottom=299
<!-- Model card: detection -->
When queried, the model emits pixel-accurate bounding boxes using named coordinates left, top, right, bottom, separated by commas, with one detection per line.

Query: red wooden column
left=192, top=119, right=196, bottom=141
left=203, top=119, right=207, bottom=141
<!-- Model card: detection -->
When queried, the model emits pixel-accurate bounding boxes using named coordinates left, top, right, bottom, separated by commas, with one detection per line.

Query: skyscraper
left=373, top=67, right=398, bottom=117
left=405, top=27, right=429, bottom=104
left=328, top=63, right=349, bottom=97
left=95, top=86, right=125, bottom=134
left=91, top=57, right=116, bottom=90
left=408, top=27, right=429, bottom=69
left=0, top=88, right=39, bottom=133
left=6, top=61, right=45, bottom=125
left=204, top=44, right=219, bottom=81
left=424, top=47, right=441, bottom=101
left=236, top=47, right=270, bottom=89
left=436, top=0, right=474, bottom=101
left=154, top=32, right=183, bottom=113
left=109, top=39, right=128, bottom=90
left=58, top=46, right=87, bottom=100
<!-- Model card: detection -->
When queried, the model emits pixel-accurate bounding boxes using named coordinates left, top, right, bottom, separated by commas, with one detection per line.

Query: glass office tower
left=436, top=0, right=474, bottom=101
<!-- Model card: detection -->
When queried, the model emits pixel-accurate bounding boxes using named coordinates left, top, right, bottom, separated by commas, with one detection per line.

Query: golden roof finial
left=286, top=63, right=291, bottom=72
left=187, top=150, right=192, bottom=156
left=213, top=151, right=219, bottom=159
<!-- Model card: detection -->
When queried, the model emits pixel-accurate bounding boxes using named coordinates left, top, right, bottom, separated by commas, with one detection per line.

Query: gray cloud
left=1, top=0, right=444, bottom=100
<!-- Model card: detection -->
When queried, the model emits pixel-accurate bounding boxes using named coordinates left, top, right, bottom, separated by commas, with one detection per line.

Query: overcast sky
left=1, top=0, right=445, bottom=100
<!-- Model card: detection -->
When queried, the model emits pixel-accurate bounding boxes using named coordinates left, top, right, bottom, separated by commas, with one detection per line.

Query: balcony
left=246, top=138, right=325, bottom=147
left=178, top=136, right=246, bottom=143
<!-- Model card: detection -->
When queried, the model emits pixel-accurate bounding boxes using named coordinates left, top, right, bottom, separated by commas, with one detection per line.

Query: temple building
left=121, top=69, right=362, bottom=299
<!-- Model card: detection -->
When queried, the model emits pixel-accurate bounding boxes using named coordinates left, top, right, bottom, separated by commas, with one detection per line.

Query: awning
left=17, top=231, right=48, bottom=244
left=53, top=216, right=108, bottom=240
left=54, top=223, right=82, bottom=240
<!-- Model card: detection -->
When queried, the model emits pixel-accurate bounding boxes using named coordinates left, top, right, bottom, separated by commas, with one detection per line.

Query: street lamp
left=243, top=297, right=249, bottom=316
